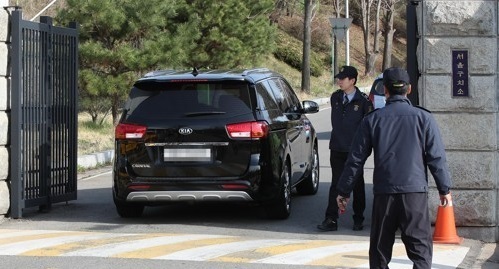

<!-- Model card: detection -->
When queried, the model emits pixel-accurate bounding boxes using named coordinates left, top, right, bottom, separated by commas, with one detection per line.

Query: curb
left=77, top=150, right=114, bottom=169
left=313, top=97, right=329, bottom=106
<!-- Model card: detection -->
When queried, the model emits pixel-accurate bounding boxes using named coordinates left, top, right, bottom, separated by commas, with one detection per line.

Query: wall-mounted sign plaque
left=452, top=50, right=469, bottom=97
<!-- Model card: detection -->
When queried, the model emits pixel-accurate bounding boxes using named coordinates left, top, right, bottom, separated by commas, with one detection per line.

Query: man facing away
left=317, top=66, right=373, bottom=232
left=336, top=67, right=452, bottom=269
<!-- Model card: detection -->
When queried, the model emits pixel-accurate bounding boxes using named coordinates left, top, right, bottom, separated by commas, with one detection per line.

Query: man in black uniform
left=317, top=66, right=373, bottom=232
left=336, top=67, right=452, bottom=269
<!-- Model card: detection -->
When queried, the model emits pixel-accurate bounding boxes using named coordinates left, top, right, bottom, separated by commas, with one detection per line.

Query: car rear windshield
left=122, top=81, right=252, bottom=121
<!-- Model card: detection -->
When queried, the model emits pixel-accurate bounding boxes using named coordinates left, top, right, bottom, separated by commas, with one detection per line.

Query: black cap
left=334, top=66, right=358, bottom=80
left=383, top=67, right=410, bottom=88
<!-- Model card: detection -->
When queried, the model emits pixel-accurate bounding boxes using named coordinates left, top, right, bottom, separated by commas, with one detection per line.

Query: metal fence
left=10, top=10, right=79, bottom=218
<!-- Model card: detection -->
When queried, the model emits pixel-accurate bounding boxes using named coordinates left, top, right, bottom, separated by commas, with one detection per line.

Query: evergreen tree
left=175, top=0, right=276, bottom=69
left=57, top=0, right=276, bottom=123
left=56, top=0, right=196, bottom=124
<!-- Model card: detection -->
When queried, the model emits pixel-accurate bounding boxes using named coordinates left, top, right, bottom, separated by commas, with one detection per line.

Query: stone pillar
left=0, top=0, right=10, bottom=219
left=418, top=0, right=499, bottom=242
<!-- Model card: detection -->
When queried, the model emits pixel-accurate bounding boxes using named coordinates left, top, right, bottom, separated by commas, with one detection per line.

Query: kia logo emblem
left=179, top=127, right=193, bottom=135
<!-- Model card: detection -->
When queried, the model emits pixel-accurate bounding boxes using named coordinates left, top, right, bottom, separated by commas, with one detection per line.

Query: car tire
left=265, top=160, right=291, bottom=219
left=296, top=145, right=319, bottom=195
left=114, top=200, right=144, bottom=218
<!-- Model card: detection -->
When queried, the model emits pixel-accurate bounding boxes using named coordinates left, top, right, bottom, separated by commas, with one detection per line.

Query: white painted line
left=0, top=229, right=472, bottom=269
left=81, top=170, right=112, bottom=181
left=155, top=239, right=302, bottom=261
left=430, top=247, right=470, bottom=268
left=0, top=233, right=127, bottom=255
left=252, top=242, right=370, bottom=265
left=63, top=234, right=228, bottom=257
left=356, top=244, right=470, bottom=269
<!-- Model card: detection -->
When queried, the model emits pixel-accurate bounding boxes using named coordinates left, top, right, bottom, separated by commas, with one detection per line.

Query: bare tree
left=356, top=0, right=382, bottom=76
left=301, top=0, right=318, bottom=93
left=272, top=0, right=299, bottom=20
left=331, top=0, right=343, bottom=76
left=381, top=0, right=400, bottom=69
left=373, top=0, right=382, bottom=69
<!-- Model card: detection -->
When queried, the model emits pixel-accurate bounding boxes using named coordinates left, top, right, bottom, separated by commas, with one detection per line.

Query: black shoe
left=317, top=218, right=338, bottom=231
left=352, top=222, right=364, bottom=231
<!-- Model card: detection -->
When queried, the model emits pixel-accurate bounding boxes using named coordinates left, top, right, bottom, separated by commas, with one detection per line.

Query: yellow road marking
left=255, top=240, right=346, bottom=256
left=0, top=232, right=85, bottom=245
left=0, top=229, right=470, bottom=268
left=21, top=234, right=151, bottom=256
left=114, top=237, right=239, bottom=259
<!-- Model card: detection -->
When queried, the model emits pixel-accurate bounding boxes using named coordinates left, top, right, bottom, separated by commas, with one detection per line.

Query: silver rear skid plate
left=126, top=191, right=253, bottom=202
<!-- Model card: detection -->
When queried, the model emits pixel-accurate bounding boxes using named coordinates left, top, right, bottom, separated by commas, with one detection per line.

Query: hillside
left=271, top=5, right=407, bottom=97
left=17, top=0, right=407, bottom=98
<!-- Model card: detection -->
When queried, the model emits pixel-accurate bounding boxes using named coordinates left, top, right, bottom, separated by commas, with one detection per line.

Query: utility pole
left=345, top=0, right=350, bottom=66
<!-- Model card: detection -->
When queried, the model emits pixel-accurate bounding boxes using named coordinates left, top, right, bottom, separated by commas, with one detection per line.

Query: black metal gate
left=406, top=0, right=420, bottom=105
left=10, top=10, right=79, bottom=218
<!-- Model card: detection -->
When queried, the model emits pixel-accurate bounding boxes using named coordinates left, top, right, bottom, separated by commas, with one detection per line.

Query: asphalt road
left=0, top=105, right=479, bottom=269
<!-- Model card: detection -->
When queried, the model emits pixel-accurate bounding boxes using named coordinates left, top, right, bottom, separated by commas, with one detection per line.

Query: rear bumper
left=112, top=153, right=281, bottom=204
left=126, top=190, right=253, bottom=202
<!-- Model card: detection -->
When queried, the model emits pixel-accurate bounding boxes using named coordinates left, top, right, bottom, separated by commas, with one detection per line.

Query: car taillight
left=127, top=184, right=151, bottom=191
left=222, top=184, right=249, bottom=190
left=115, top=123, right=147, bottom=140
left=226, top=121, right=268, bottom=139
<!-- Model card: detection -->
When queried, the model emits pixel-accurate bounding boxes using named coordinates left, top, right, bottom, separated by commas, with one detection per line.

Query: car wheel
left=114, top=200, right=144, bottom=218
left=296, top=145, right=319, bottom=195
left=265, top=160, right=291, bottom=219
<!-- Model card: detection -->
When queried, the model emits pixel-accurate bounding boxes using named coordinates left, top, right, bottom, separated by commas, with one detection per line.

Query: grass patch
left=78, top=113, right=115, bottom=156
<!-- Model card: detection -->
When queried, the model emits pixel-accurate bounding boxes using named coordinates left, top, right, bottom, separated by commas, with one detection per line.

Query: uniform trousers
left=370, top=192, right=432, bottom=269
left=326, top=150, right=365, bottom=222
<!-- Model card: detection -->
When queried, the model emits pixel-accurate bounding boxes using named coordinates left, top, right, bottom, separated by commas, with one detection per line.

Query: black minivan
left=113, top=68, right=320, bottom=219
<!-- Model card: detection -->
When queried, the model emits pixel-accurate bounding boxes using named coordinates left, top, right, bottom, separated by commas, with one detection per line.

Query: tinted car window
left=374, top=79, right=384, bottom=94
left=255, top=82, right=279, bottom=111
left=266, top=78, right=294, bottom=113
left=369, top=76, right=386, bottom=109
left=278, top=79, right=302, bottom=113
left=123, top=82, right=252, bottom=121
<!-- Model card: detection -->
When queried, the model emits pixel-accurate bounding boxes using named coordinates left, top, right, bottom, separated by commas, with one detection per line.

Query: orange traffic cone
left=433, top=201, right=463, bottom=244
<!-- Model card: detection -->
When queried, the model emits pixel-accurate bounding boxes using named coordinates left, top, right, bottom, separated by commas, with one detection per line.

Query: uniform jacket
left=329, top=87, right=373, bottom=152
left=337, top=95, right=452, bottom=196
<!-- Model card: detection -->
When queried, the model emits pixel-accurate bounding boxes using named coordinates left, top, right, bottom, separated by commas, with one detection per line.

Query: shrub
left=273, top=46, right=323, bottom=77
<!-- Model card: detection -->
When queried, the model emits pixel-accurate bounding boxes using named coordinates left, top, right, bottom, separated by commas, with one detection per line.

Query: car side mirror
left=302, top=100, right=319, bottom=114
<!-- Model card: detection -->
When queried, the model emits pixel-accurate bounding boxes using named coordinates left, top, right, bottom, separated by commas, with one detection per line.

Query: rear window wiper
left=184, top=111, right=226, bottom=117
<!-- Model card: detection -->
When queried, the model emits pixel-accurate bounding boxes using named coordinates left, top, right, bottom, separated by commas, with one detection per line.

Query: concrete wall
left=418, top=0, right=499, bottom=242
left=0, top=0, right=9, bottom=220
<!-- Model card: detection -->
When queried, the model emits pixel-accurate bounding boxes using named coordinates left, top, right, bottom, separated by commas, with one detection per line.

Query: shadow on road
left=11, top=181, right=374, bottom=238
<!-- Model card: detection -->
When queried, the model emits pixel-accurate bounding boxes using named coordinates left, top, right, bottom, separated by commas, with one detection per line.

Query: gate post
left=0, top=0, right=11, bottom=219
left=418, top=0, right=499, bottom=242
left=10, top=9, right=23, bottom=219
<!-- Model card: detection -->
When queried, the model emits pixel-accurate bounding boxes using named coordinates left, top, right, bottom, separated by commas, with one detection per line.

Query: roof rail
left=242, top=68, right=270, bottom=76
